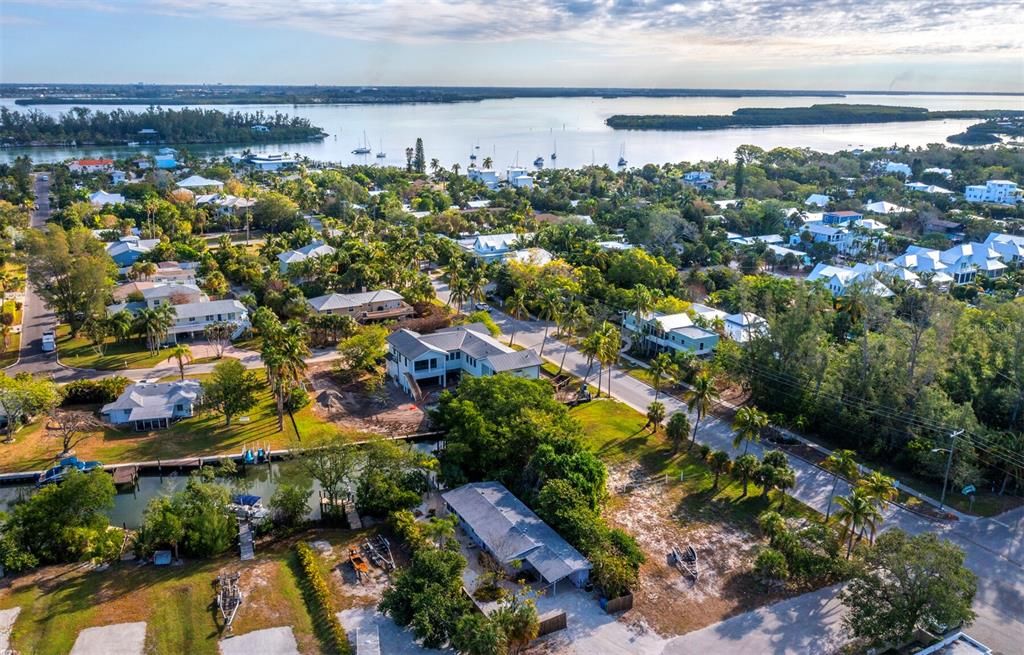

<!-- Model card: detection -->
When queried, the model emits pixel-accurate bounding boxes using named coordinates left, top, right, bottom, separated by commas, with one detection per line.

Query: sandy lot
left=308, top=369, right=429, bottom=436
left=0, top=607, right=19, bottom=652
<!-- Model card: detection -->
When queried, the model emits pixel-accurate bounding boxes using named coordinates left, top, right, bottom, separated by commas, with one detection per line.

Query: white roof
left=905, top=182, right=953, bottom=194
left=277, top=241, right=336, bottom=264
left=863, top=201, right=910, bottom=214
left=474, top=233, right=527, bottom=252
left=596, top=241, right=634, bottom=251
left=176, top=175, right=224, bottom=189
left=507, top=248, right=553, bottom=266
left=171, top=299, right=246, bottom=320
left=805, top=193, right=831, bottom=207
left=101, top=380, right=201, bottom=421
left=307, top=289, right=404, bottom=312
left=89, top=190, right=125, bottom=206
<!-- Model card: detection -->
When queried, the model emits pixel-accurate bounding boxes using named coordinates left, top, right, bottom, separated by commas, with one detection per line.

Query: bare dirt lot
left=308, top=368, right=430, bottom=436
left=604, top=466, right=789, bottom=637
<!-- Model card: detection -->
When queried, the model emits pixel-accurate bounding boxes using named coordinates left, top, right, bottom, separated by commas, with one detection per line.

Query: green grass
left=56, top=325, right=176, bottom=370
left=0, top=538, right=320, bottom=655
left=231, top=335, right=263, bottom=352
left=0, top=331, right=20, bottom=368
left=571, top=398, right=816, bottom=527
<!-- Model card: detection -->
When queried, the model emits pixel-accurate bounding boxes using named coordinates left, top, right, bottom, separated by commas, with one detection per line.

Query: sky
left=1, top=0, right=1022, bottom=92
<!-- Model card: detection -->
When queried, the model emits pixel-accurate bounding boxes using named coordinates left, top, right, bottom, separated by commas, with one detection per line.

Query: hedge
left=61, top=376, right=132, bottom=405
left=294, top=542, right=351, bottom=655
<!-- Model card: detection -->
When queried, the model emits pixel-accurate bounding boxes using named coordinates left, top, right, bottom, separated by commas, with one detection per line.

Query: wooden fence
left=602, top=593, right=634, bottom=614
left=537, top=610, right=567, bottom=636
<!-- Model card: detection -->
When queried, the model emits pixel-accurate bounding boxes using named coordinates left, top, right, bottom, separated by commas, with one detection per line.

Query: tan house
left=306, top=289, right=413, bottom=322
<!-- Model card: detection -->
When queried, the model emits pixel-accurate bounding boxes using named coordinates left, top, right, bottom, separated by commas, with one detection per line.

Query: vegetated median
left=605, top=104, right=1019, bottom=133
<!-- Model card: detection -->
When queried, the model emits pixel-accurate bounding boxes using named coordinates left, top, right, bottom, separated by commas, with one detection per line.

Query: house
left=277, top=241, right=336, bottom=274
left=893, top=246, right=953, bottom=281
left=133, top=158, right=152, bottom=170
left=167, top=299, right=249, bottom=341
left=443, top=481, right=591, bottom=591
left=195, top=193, right=256, bottom=216
left=506, top=167, right=534, bottom=189
left=923, top=167, right=953, bottom=179
left=863, top=201, right=910, bottom=214
left=724, top=312, right=769, bottom=343
left=965, top=180, right=1021, bottom=205
left=69, top=158, right=114, bottom=174
left=506, top=248, right=554, bottom=266
left=106, top=236, right=160, bottom=267
left=101, top=380, right=201, bottom=431
left=939, top=243, right=1006, bottom=285
left=154, top=154, right=177, bottom=170
left=250, top=124, right=270, bottom=133
left=884, top=162, right=913, bottom=177
left=110, top=170, right=127, bottom=185
left=176, top=174, right=224, bottom=190
left=596, top=240, right=634, bottom=252
left=112, top=281, right=157, bottom=302
left=140, top=283, right=206, bottom=308
left=924, top=217, right=964, bottom=236
left=682, top=170, right=715, bottom=190
left=622, top=311, right=719, bottom=356
left=459, top=233, right=531, bottom=263
left=823, top=210, right=862, bottom=225
left=468, top=168, right=500, bottom=189
left=910, top=629, right=992, bottom=655
left=807, top=263, right=893, bottom=297
left=805, top=193, right=831, bottom=207
left=386, top=323, right=541, bottom=398
left=243, top=154, right=297, bottom=171
left=306, top=289, right=414, bottom=321
left=89, top=190, right=126, bottom=206
left=131, top=261, right=197, bottom=286
left=905, top=182, right=953, bottom=195
left=984, top=232, right=1024, bottom=264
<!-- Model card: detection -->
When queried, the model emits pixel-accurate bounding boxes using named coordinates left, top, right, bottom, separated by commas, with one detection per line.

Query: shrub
left=295, top=542, right=352, bottom=654
left=62, top=376, right=131, bottom=405
left=285, top=385, right=310, bottom=413
left=754, top=547, right=789, bottom=581
left=591, top=550, right=638, bottom=599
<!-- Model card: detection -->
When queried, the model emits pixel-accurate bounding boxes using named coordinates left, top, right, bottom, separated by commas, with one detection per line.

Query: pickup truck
left=41, top=331, right=56, bottom=353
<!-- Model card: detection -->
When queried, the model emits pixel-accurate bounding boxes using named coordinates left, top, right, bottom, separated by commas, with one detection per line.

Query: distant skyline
left=2, top=0, right=1022, bottom=93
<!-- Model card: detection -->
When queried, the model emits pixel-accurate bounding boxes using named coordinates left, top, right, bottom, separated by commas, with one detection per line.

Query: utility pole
left=938, top=429, right=965, bottom=511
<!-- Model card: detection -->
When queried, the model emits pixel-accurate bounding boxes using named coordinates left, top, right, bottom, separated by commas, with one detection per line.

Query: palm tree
left=596, top=321, right=620, bottom=397
left=823, top=449, right=859, bottom=520
left=262, top=322, right=310, bottom=433
left=465, top=266, right=488, bottom=311
left=645, top=401, right=665, bottom=433
left=631, top=284, right=654, bottom=354
left=108, top=311, right=134, bottom=344
left=685, top=370, right=720, bottom=450
left=774, top=467, right=796, bottom=509
left=557, top=302, right=589, bottom=376
left=430, top=158, right=440, bottom=178
left=423, top=515, right=457, bottom=548
left=134, top=306, right=174, bottom=354
left=0, top=270, right=11, bottom=310
left=649, top=351, right=676, bottom=403
left=537, top=289, right=561, bottom=359
left=166, top=344, right=193, bottom=381
left=707, top=450, right=732, bottom=490
left=858, top=470, right=897, bottom=510
left=734, top=453, right=760, bottom=496
left=758, top=510, right=786, bottom=545
left=482, top=156, right=493, bottom=169
left=451, top=163, right=461, bottom=177
left=833, top=489, right=882, bottom=558
left=732, top=406, right=769, bottom=455
left=579, top=332, right=602, bottom=394
left=504, top=289, right=528, bottom=347
left=666, top=412, right=690, bottom=453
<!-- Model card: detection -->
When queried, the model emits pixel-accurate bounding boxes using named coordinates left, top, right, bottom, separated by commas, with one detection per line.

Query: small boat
left=533, top=156, right=544, bottom=167
left=349, top=548, right=370, bottom=583
left=375, top=138, right=386, bottom=158
left=352, top=130, right=371, bottom=155
left=127, top=141, right=139, bottom=147
left=618, top=144, right=628, bottom=167
left=37, top=456, right=103, bottom=486
left=229, top=494, right=269, bottom=520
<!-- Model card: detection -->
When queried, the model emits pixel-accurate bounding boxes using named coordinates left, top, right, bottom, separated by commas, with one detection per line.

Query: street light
left=932, top=429, right=964, bottom=511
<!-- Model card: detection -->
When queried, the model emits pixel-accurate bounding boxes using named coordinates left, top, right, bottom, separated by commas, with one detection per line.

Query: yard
left=55, top=325, right=175, bottom=370
left=569, top=399, right=822, bottom=637
left=0, top=529, right=379, bottom=655
left=0, top=371, right=356, bottom=473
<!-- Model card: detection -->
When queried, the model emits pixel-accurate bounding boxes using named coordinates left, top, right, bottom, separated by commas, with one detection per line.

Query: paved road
left=464, top=287, right=1024, bottom=654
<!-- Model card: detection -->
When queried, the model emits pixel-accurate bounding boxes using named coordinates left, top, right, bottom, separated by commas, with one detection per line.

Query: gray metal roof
left=486, top=349, right=542, bottom=372
left=102, top=380, right=200, bottom=421
left=442, top=482, right=590, bottom=585
left=307, top=289, right=404, bottom=312
left=387, top=329, right=443, bottom=360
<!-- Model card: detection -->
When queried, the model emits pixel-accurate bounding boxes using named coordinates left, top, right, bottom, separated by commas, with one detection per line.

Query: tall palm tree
left=685, top=370, right=720, bottom=450
left=108, top=311, right=134, bottom=344
left=482, top=156, right=493, bottom=169
left=649, top=352, right=676, bottom=403
left=465, top=266, right=488, bottom=311
left=579, top=332, right=602, bottom=394
left=833, top=489, right=883, bottom=558
left=732, top=406, right=769, bottom=455
left=823, top=449, right=859, bottom=520
left=631, top=284, right=654, bottom=354
left=166, top=343, right=193, bottom=381
left=558, top=302, right=589, bottom=375
left=537, top=289, right=561, bottom=359
left=0, top=270, right=11, bottom=310
left=134, top=306, right=174, bottom=354
left=596, top=321, right=620, bottom=397
left=262, top=322, right=310, bottom=433
left=858, top=470, right=897, bottom=509
left=504, top=288, right=528, bottom=347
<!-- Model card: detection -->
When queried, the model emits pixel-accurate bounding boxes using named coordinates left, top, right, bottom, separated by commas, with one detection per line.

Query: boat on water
left=618, top=144, right=628, bottom=167
left=533, top=156, right=544, bottom=167
left=375, top=138, right=386, bottom=158
left=469, top=152, right=477, bottom=160
left=229, top=494, right=269, bottom=520
left=352, top=130, right=371, bottom=155
left=551, top=140, right=557, bottom=161
left=37, top=456, right=103, bottom=486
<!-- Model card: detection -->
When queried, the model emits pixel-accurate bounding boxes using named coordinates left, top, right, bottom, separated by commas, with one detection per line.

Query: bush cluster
left=295, top=541, right=352, bottom=655
left=62, top=376, right=131, bottom=405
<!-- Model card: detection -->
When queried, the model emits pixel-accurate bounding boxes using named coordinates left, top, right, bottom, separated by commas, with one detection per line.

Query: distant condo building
left=964, top=180, right=1021, bottom=205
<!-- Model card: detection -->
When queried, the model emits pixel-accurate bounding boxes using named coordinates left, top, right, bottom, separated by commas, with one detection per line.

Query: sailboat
left=375, top=138, right=386, bottom=158
left=533, top=155, right=544, bottom=167
left=352, top=131, right=371, bottom=155
left=551, top=140, right=557, bottom=161
left=617, top=144, right=628, bottom=168
left=469, top=151, right=477, bottom=161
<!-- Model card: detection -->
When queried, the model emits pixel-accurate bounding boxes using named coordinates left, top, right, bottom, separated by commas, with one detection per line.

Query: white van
left=41, top=331, right=56, bottom=352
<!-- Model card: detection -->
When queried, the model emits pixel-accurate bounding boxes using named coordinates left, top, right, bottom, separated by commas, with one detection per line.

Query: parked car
left=474, top=302, right=492, bottom=312
left=41, top=330, right=56, bottom=352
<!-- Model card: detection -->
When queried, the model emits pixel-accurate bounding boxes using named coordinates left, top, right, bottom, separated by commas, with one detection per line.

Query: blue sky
left=1, top=0, right=1022, bottom=92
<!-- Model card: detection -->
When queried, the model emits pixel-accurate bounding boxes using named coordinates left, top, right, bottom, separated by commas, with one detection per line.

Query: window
left=429, top=359, right=437, bottom=369
left=205, top=315, right=214, bottom=321
left=414, top=360, right=430, bottom=371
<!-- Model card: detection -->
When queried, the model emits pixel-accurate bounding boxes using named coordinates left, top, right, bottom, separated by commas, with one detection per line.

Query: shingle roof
left=443, top=482, right=590, bottom=585
left=486, top=349, right=543, bottom=372
left=101, top=380, right=201, bottom=421
left=307, top=289, right=404, bottom=312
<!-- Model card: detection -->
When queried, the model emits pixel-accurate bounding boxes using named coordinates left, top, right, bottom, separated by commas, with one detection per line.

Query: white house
left=805, top=193, right=831, bottom=207
left=689, top=302, right=768, bottom=344
left=101, top=380, right=201, bottom=431
left=306, top=289, right=414, bottom=321
left=89, top=190, right=126, bottom=206
left=892, top=247, right=955, bottom=287
left=468, top=168, right=500, bottom=189
left=939, top=243, right=1006, bottom=285
left=622, top=310, right=720, bottom=356
left=682, top=170, right=715, bottom=190
left=68, top=158, right=114, bottom=174
left=884, top=162, right=913, bottom=177
left=506, top=247, right=554, bottom=266
left=506, top=167, right=534, bottom=189
left=443, top=482, right=591, bottom=591
left=924, top=167, right=953, bottom=179
left=863, top=201, right=910, bottom=214
left=139, top=283, right=206, bottom=308
left=596, top=240, right=634, bottom=252
left=176, top=175, right=225, bottom=190
left=905, top=182, right=953, bottom=195
left=195, top=193, right=256, bottom=216
left=110, top=170, right=127, bottom=185
left=386, top=323, right=542, bottom=398
left=964, top=180, right=1021, bottom=205
left=244, top=154, right=297, bottom=171
left=277, top=241, right=336, bottom=274
left=984, top=232, right=1024, bottom=264
left=459, top=233, right=531, bottom=263
left=807, top=262, right=893, bottom=297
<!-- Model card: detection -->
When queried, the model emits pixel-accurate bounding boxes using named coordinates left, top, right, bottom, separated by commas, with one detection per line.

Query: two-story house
left=939, top=243, right=1006, bottom=285
left=623, top=311, right=720, bottom=356
left=807, top=263, right=894, bottom=297
left=386, top=323, right=542, bottom=399
left=965, top=180, right=1021, bottom=205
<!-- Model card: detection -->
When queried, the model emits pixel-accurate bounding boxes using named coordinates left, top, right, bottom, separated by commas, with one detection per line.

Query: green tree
left=840, top=530, right=977, bottom=649
left=270, top=482, right=311, bottom=529
left=666, top=411, right=691, bottom=453
left=378, top=547, right=470, bottom=649
left=685, top=370, right=719, bottom=450
left=0, top=373, right=62, bottom=443
left=139, top=496, right=185, bottom=559
left=295, top=434, right=358, bottom=517
left=732, top=406, right=768, bottom=455
left=491, top=589, right=540, bottom=655
left=166, top=343, right=193, bottom=381
left=833, top=489, right=883, bottom=558
left=337, top=324, right=388, bottom=378
left=645, top=401, right=666, bottom=433
left=504, top=288, right=528, bottom=347
left=414, top=138, right=426, bottom=174
left=823, top=449, right=859, bottom=520
left=649, top=352, right=677, bottom=403
left=356, top=440, right=432, bottom=517
left=754, top=547, right=788, bottom=581
left=201, top=359, right=261, bottom=426
left=451, top=613, right=502, bottom=655
left=734, top=453, right=760, bottom=496
left=707, top=449, right=732, bottom=489
left=858, top=471, right=897, bottom=509
left=252, top=192, right=300, bottom=232
left=25, top=226, right=114, bottom=334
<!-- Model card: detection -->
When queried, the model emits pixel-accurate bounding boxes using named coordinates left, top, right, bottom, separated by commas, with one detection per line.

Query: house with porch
left=101, top=380, right=201, bottom=431
left=306, top=289, right=414, bottom=322
left=939, top=243, right=1006, bottom=285
left=106, top=236, right=160, bottom=267
left=386, top=323, right=541, bottom=398
left=443, top=481, right=591, bottom=592
left=807, top=263, right=894, bottom=297
left=623, top=311, right=719, bottom=356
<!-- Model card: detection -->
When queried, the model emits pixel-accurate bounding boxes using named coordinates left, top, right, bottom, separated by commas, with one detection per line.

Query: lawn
left=56, top=325, right=175, bottom=371
left=0, top=536, right=325, bottom=655
left=0, top=371, right=358, bottom=472
left=0, top=331, right=20, bottom=368
left=571, top=398, right=817, bottom=527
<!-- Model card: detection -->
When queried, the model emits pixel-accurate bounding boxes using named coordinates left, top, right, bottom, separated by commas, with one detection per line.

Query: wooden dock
left=112, top=465, right=138, bottom=486
left=343, top=499, right=362, bottom=529
left=355, top=625, right=381, bottom=655
left=238, top=519, right=255, bottom=561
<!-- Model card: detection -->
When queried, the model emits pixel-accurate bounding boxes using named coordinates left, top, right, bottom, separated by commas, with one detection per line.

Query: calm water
left=2, top=94, right=1021, bottom=167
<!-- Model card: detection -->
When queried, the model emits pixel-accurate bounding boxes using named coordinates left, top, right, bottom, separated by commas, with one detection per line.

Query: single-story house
left=805, top=193, right=831, bottom=207
left=807, top=263, right=894, bottom=297
left=89, top=190, right=126, bottom=206
left=69, top=158, right=114, bottom=174
left=277, top=241, right=336, bottom=274
left=101, top=380, right=201, bottom=431
left=106, top=237, right=160, bottom=267
left=443, top=481, right=591, bottom=591
left=195, top=193, right=256, bottom=215
left=386, top=323, right=541, bottom=398
left=306, top=289, right=414, bottom=321
left=863, top=201, right=910, bottom=214
left=905, top=182, right=953, bottom=195
left=176, top=175, right=224, bottom=190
